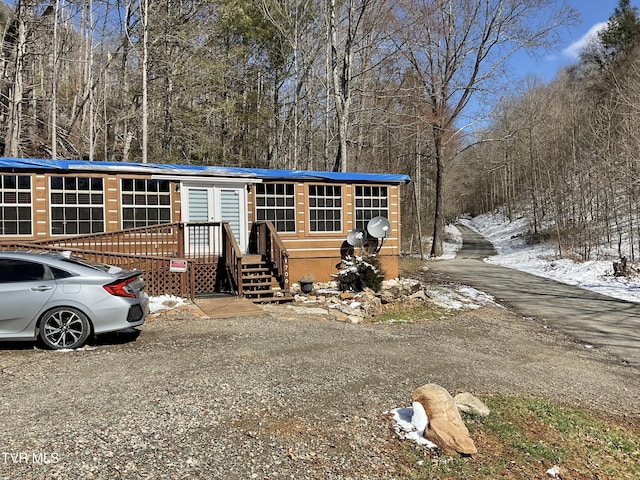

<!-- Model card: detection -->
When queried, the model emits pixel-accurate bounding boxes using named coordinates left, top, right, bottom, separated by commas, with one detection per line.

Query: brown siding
left=34, top=174, right=49, bottom=239
left=3, top=170, right=404, bottom=284
left=0, top=172, right=182, bottom=241
left=105, top=175, right=120, bottom=231
left=251, top=181, right=402, bottom=283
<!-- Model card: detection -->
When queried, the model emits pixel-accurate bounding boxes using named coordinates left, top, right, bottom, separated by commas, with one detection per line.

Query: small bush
left=334, top=253, right=385, bottom=292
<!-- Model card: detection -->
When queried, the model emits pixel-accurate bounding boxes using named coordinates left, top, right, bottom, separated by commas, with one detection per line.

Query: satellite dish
left=367, top=216, right=391, bottom=239
left=346, top=229, right=367, bottom=247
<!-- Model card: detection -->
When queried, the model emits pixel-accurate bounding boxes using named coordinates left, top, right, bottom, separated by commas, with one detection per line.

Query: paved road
left=428, top=224, right=640, bottom=369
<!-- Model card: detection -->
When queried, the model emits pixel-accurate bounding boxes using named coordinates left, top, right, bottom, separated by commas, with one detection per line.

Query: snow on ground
left=148, top=295, right=189, bottom=313
left=457, top=211, right=640, bottom=304
left=144, top=211, right=640, bottom=454
left=386, top=403, right=438, bottom=450
left=391, top=210, right=640, bottom=452
left=424, top=284, right=497, bottom=311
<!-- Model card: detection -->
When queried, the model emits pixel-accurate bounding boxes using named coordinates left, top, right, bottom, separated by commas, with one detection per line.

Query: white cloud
left=562, top=22, right=607, bottom=59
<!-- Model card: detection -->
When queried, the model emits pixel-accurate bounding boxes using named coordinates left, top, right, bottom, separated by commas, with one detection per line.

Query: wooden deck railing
left=31, top=222, right=184, bottom=257
left=222, top=222, right=244, bottom=295
left=0, top=241, right=192, bottom=297
left=1, top=220, right=287, bottom=298
left=251, top=221, right=290, bottom=290
left=28, top=221, right=232, bottom=261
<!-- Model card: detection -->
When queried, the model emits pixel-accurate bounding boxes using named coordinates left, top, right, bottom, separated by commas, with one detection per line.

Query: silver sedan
left=0, top=251, right=148, bottom=349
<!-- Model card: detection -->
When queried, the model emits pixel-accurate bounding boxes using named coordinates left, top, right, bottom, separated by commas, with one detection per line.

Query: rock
left=546, top=465, right=561, bottom=478
left=287, top=306, right=331, bottom=316
left=382, top=278, right=400, bottom=288
left=454, top=392, right=490, bottom=417
left=333, top=303, right=364, bottom=317
left=286, top=277, right=441, bottom=321
left=379, top=290, right=397, bottom=304
left=363, top=296, right=383, bottom=317
left=412, top=384, right=477, bottom=456
left=409, top=289, right=428, bottom=302
left=407, top=281, right=423, bottom=294
left=329, top=310, right=350, bottom=322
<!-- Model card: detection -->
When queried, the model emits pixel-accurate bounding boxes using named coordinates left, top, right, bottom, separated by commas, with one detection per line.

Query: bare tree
left=395, top=0, right=577, bottom=256
left=51, top=0, right=59, bottom=158
left=259, top=0, right=323, bottom=169
left=139, top=0, right=148, bottom=163
left=3, top=1, right=29, bottom=157
left=326, top=0, right=372, bottom=172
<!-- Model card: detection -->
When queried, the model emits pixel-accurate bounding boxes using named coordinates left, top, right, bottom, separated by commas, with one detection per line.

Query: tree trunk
left=328, top=0, right=348, bottom=172
left=430, top=127, right=445, bottom=257
left=4, top=2, right=27, bottom=157
left=141, top=0, right=149, bottom=163
left=51, top=0, right=59, bottom=158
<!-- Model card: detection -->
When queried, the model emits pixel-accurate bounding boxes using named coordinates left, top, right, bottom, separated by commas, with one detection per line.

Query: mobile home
left=0, top=158, right=410, bottom=299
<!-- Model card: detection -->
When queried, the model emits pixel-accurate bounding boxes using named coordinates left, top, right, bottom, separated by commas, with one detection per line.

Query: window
left=49, top=266, right=75, bottom=279
left=255, top=183, right=296, bottom=232
left=0, top=175, right=32, bottom=236
left=355, top=185, right=388, bottom=230
left=309, top=185, right=342, bottom=232
left=50, top=176, right=104, bottom=235
left=0, top=259, right=45, bottom=283
left=121, top=178, right=172, bottom=228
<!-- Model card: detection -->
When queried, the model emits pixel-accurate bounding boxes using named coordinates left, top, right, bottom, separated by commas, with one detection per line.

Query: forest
left=1, top=0, right=638, bottom=262
left=463, top=1, right=640, bottom=264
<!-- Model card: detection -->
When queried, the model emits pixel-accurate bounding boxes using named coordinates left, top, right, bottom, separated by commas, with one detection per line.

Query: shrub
left=334, top=253, right=384, bottom=292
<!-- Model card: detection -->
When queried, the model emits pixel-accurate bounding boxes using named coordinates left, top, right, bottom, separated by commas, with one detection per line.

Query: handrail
left=29, top=222, right=184, bottom=257
left=253, top=221, right=289, bottom=291
left=221, top=222, right=243, bottom=295
left=264, top=221, right=288, bottom=255
left=1, top=221, right=289, bottom=299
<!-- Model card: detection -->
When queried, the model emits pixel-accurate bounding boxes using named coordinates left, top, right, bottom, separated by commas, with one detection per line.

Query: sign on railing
left=170, top=259, right=188, bottom=272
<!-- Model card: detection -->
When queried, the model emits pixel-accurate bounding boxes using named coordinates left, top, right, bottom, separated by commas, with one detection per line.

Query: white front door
left=219, top=188, right=242, bottom=246
left=184, top=187, right=216, bottom=255
left=182, top=184, right=248, bottom=254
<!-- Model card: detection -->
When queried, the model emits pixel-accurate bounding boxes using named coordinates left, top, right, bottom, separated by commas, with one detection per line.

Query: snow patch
left=461, top=213, right=640, bottom=304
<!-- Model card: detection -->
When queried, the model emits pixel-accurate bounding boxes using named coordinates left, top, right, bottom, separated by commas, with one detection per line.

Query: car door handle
left=31, top=285, right=54, bottom=292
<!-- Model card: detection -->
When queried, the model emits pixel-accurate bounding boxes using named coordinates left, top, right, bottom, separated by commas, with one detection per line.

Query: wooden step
left=247, top=291, right=294, bottom=303
left=239, top=255, right=292, bottom=303
left=242, top=275, right=271, bottom=281
left=242, top=280, right=273, bottom=288
left=242, top=254, right=264, bottom=264
left=243, top=267, right=270, bottom=275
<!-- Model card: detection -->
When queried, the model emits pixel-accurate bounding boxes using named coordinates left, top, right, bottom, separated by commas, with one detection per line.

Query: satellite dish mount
left=366, top=216, right=391, bottom=253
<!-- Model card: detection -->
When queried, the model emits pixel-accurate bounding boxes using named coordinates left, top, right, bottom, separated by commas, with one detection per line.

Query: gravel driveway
left=1, top=301, right=639, bottom=479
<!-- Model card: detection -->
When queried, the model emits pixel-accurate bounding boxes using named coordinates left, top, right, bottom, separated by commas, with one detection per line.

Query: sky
left=514, top=1, right=637, bottom=81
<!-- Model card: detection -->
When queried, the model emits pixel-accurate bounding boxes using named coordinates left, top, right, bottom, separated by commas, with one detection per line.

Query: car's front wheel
left=39, top=307, right=91, bottom=350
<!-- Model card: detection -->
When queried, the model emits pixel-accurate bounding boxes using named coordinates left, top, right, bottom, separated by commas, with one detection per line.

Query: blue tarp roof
left=0, top=157, right=411, bottom=184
